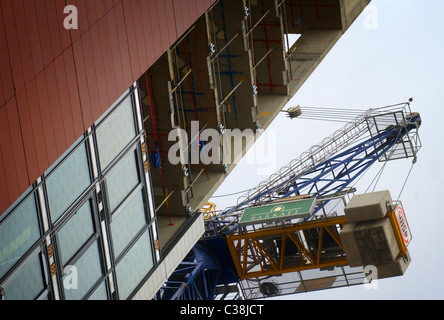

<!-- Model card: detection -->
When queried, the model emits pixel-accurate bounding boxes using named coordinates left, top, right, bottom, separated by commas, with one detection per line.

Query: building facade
left=0, top=0, right=371, bottom=299
left=1, top=86, right=160, bottom=299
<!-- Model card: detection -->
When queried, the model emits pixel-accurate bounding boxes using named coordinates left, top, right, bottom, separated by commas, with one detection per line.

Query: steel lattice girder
left=226, top=216, right=348, bottom=279
left=260, top=128, right=400, bottom=204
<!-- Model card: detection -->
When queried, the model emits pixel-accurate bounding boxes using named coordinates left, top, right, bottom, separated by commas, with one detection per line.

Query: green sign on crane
left=239, top=198, right=317, bottom=226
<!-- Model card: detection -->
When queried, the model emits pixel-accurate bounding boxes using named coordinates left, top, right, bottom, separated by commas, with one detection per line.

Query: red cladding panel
left=81, top=31, right=102, bottom=126
left=0, top=77, right=4, bottom=107
left=35, top=71, right=58, bottom=166
left=90, top=24, right=111, bottom=116
left=76, top=0, right=90, bottom=35
left=114, top=2, right=133, bottom=88
left=63, top=47, right=85, bottom=139
left=54, top=54, right=77, bottom=147
left=67, top=0, right=81, bottom=42
left=0, top=5, right=14, bottom=107
left=131, top=0, right=149, bottom=76
left=156, top=1, right=170, bottom=53
left=172, top=0, right=185, bottom=39
left=123, top=1, right=140, bottom=80
left=164, top=0, right=178, bottom=45
left=5, top=98, right=29, bottom=192
left=0, top=3, right=13, bottom=103
left=1, top=0, right=25, bottom=91
left=12, top=0, right=34, bottom=85
left=0, top=145, right=9, bottom=214
left=85, top=0, right=98, bottom=27
left=24, top=1, right=45, bottom=76
left=105, top=8, right=126, bottom=96
left=45, top=63, right=68, bottom=156
left=147, top=0, right=163, bottom=59
left=139, top=0, right=156, bottom=68
left=104, top=0, right=114, bottom=12
left=45, top=0, right=64, bottom=59
left=35, top=0, right=54, bottom=67
left=189, top=0, right=199, bottom=23
left=0, top=101, right=20, bottom=203
left=97, top=17, right=119, bottom=108
left=72, top=38, right=93, bottom=127
left=25, top=79, right=49, bottom=175
left=55, top=0, right=73, bottom=50
left=16, top=88, right=40, bottom=183
left=95, top=0, right=106, bottom=20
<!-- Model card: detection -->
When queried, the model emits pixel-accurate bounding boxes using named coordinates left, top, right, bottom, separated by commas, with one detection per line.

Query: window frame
left=93, top=90, right=140, bottom=174
left=52, top=192, right=108, bottom=300
left=43, top=134, right=95, bottom=226
left=0, top=246, right=51, bottom=300
left=0, top=186, right=45, bottom=285
left=0, top=85, right=159, bottom=300
left=99, top=144, right=157, bottom=299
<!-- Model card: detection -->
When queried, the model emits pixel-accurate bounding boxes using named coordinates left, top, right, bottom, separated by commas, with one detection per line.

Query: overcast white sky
left=210, top=0, right=444, bottom=300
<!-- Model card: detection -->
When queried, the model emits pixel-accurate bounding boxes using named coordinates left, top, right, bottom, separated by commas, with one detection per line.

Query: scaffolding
left=139, top=0, right=341, bottom=223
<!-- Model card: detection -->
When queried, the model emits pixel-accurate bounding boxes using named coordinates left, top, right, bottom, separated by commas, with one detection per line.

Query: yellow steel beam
left=279, top=233, right=286, bottom=270
left=242, top=239, right=248, bottom=276
left=250, top=239, right=263, bottom=273
left=252, top=238, right=279, bottom=272
left=287, top=231, right=314, bottom=265
left=236, top=257, right=349, bottom=280
left=200, top=202, right=217, bottom=221
left=226, top=216, right=348, bottom=280
left=387, top=210, right=408, bottom=256
left=316, top=227, right=324, bottom=265
left=325, top=225, right=345, bottom=252
left=227, top=216, right=347, bottom=242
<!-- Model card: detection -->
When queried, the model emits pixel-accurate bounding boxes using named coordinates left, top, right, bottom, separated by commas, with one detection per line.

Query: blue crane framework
left=155, top=101, right=422, bottom=300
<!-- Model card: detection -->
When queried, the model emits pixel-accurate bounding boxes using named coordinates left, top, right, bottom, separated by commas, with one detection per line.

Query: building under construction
left=0, top=0, right=421, bottom=300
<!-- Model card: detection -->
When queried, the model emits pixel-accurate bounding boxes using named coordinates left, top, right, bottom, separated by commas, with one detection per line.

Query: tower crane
left=155, top=100, right=422, bottom=300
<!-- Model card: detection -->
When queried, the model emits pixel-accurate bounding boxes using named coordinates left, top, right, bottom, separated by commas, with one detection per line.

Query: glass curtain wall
left=0, top=85, right=158, bottom=300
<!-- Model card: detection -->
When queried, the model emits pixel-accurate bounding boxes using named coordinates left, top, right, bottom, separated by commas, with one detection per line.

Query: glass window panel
left=105, top=151, right=139, bottom=212
left=63, top=241, right=103, bottom=300
left=45, top=136, right=84, bottom=175
left=96, top=95, right=136, bottom=170
left=115, top=230, right=153, bottom=299
left=95, top=90, right=130, bottom=125
left=87, top=281, right=108, bottom=300
left=3, top=254, right=46, bottom=300
left=0, top=192, right=41, bottom=279
left=111, top=191, right=146, bottom=257
left=57, top=200, right=95, bottom=266
left=46, top=142, right=91, bottom=222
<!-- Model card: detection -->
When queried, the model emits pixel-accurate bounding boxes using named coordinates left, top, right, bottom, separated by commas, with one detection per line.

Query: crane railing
left=220, top=102, right=416, bottom=217
left=204, top=102, right=420, bottom=238
left=224, top=108, right=375, bottom=216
